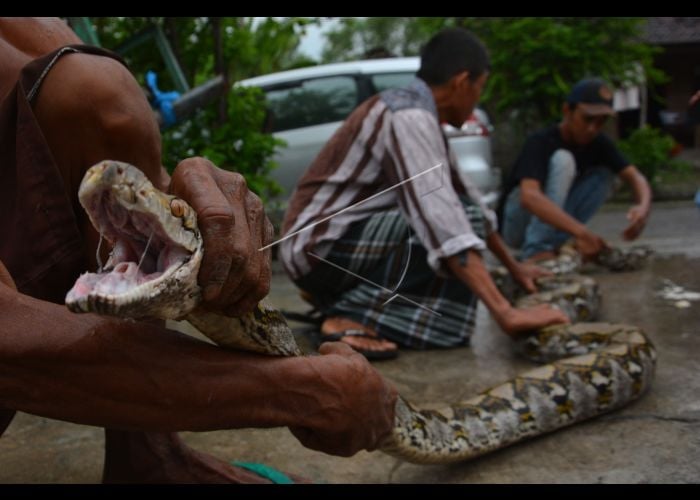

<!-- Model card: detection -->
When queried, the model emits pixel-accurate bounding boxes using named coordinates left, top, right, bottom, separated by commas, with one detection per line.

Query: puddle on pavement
left=656, top=279, right=700, bottom=308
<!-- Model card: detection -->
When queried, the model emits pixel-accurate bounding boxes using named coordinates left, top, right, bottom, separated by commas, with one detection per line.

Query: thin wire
left=391, top=226, right=413, bottom=293
left=259, top=162, right=444, bottom=251
left=307, top=252, right=441, bottom=316
left=96, top=233, right=104, bottom=272
left=381, top=228, right=413, bottom=307
left=137, top=231, right=155, bottom=272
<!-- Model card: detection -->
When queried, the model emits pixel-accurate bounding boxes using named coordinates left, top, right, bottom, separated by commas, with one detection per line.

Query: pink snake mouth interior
left=66, top=190, right=192, bottom=301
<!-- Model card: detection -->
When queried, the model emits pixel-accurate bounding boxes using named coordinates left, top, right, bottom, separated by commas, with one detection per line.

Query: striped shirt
left=280, top=78, right=498, bottom=280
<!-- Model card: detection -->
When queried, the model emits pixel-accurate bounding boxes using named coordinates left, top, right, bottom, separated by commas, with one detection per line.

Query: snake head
left=66, top=160, right=203, bottom=319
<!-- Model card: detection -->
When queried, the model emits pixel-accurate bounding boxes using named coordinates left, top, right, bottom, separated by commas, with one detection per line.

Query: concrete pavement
left=1, top=200, right=699, bottom=483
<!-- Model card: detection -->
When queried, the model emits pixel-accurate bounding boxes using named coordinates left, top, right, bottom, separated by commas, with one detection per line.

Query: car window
left=264, top=76, right=358, bottom=132
left=370, top=72, right=416, bottom=93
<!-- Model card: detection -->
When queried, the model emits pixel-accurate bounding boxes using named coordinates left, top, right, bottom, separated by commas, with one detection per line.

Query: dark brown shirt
left=0, top=44, right=126, bottom=304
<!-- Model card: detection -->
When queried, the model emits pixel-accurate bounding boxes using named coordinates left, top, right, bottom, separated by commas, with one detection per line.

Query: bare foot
left=321, top=317, right=398, bottom=357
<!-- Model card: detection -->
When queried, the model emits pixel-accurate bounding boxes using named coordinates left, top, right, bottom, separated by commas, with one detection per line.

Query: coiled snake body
left=66, top=161, right=656, bottom=465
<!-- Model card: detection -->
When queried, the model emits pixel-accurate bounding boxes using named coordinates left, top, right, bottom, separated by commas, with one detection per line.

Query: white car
left=237, top=57, right=500, bottom=212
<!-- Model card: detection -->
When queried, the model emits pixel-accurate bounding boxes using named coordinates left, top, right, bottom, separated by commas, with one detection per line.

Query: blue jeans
left=502, top=149, right=613, bottom=259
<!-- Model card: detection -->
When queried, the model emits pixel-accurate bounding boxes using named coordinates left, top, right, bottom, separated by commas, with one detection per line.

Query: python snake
left=65, top=160, right=656, bottom=465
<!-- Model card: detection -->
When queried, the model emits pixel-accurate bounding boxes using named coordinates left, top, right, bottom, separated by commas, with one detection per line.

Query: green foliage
left=84, top=17, right=318, bottom=202
left=460, top=18, right=665, bottom=129
left=323, top=17, right=665, bottom=131
left=161, top=86, right=284, bottom=201
left=92, top=17, right=317, bottom=88
left=617, top=126, right=678, bottom=185
left=322, top=17, right=447, bottom=61
left=655, top=158, right=696, bottom=189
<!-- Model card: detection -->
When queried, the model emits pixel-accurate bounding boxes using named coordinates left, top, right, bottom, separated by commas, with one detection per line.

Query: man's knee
left=549, top=149, right=576, bottom=182
left=501, top=188, right=528, bottom=248
left=570, top=166, right=615, bottom=200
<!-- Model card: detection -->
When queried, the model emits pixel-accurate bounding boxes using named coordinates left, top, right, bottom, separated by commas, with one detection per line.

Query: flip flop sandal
left=231, top=461, right=296, bottom=484
left=317, top=329, right=399, bottom=361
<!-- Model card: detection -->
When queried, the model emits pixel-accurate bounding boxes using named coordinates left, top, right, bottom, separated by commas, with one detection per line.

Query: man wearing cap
left=498, top=77, right=652, bottom=261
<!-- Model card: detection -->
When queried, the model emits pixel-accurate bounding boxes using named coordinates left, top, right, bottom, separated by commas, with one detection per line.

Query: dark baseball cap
left=567, top=78, right=615, bottom=116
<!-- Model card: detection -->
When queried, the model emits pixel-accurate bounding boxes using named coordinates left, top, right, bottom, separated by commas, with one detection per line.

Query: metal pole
left=154, top=74, right=227, bottom=127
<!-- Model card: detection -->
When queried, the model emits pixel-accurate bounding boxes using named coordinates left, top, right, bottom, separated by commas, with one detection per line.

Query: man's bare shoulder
left=32, top=49, right=164, bottom=189
left=0, top=18, right=80, bottom=57
left=0, top=18, right=80, bottom=98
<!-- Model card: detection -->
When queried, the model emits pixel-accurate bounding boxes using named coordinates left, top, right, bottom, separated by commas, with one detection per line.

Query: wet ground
left=1, top=200, right=699, bottom=483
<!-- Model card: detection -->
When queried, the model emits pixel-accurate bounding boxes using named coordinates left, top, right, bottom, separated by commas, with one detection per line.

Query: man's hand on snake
left=496, top=304, right=570, bottom=338
left=169, top=157, right=274, bottom=317
left=288, top=342, right=398, bottom=457
left=510, top=261, right=552, bottom=293
left=574, top=229, right=609, bottom=262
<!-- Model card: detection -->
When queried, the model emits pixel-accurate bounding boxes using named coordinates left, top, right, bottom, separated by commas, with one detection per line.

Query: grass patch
left=612, top=160, right=699, bottom=202
left=655, top=160, right=699, bottom=187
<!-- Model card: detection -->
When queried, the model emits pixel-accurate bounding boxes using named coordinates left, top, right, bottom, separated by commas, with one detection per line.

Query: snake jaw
left=66, top=160, right=203, bottom=319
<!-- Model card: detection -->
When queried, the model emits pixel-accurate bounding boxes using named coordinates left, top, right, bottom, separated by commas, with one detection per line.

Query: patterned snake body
left=66, top=161, right=656, bottom=465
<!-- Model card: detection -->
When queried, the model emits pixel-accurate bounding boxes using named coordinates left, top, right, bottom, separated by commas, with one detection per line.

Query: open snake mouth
left=65, top=161, right=200, bottom=315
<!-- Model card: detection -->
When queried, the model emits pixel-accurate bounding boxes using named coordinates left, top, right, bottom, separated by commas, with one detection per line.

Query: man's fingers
left=215, top=177, right=269, bottom=311
left=523, top=280, right=537, bottom=293
left=225, top=242, right=271, bottom=315
left=535, top=304, right=570, bottom=325
left=171, top=160, right=237, bottom=302
left=623, top=214, right=645, bottom=240
left=170, top=159, right=274, bottom=314
left=623, top=224, right=640, bottom=241
left=203, top=172, right=256, bottom=308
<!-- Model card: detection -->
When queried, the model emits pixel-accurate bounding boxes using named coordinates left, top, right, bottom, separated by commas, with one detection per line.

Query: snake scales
left=65, top=160, right=656, bottom=465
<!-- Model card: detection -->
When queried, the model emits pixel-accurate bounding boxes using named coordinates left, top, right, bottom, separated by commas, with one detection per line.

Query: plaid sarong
left=294, top=197, right=488, bottom=349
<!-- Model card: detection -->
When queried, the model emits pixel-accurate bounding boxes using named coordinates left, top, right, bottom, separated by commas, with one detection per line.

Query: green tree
left=322, top=17, right=444, bottom=61
left=459, top=17, right=664, bottom=128
left=323, top=17, right=664, bottom=130
left=83, top=17, right=318, bottom=202
left=617, top=125, right=692, bottom=188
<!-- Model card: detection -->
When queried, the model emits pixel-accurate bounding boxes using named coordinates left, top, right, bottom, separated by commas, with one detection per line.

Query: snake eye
left=170, top=198, right=187, bottom=218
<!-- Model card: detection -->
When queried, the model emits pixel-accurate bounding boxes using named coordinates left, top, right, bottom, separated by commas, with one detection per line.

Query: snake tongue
left=94, top=262, right=145, bottom=295
left=66, top=261, right=164, bottom=305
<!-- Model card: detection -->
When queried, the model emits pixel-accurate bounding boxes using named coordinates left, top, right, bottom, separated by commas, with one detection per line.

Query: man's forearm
left=0, top=285, right=323, bottom=432
left=446, top=250, right=570, bottom=335
left=625, top=166, right=652, bottom=209
left=486, top=232, right=519, bottom=274
left=446, top=251, right=511, bottom=318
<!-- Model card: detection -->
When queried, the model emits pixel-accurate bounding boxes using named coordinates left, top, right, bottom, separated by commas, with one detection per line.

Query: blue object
left=232, top=461, right=295, bottom=484
left=145, top=70, right=180, bottom=127
left=695, top=188, right=700, bottom=208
